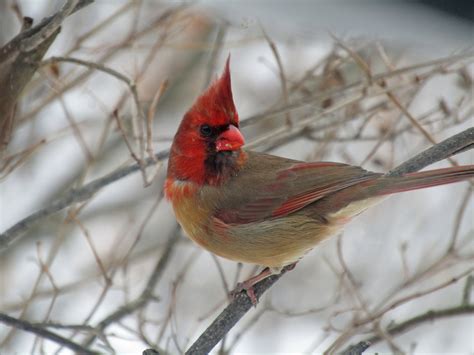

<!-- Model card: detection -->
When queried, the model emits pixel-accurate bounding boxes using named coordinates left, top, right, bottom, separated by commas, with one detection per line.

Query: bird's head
left=167, top=57, right=245, bottom=185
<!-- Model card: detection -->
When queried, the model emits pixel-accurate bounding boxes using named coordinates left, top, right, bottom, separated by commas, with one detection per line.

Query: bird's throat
left=168, top=147, right=246, bottom=186
left=203, top=150, right=245, bottom=186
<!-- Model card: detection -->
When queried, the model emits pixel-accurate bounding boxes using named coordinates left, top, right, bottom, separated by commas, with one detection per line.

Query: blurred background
left=0, top=0, right=473, bottom=353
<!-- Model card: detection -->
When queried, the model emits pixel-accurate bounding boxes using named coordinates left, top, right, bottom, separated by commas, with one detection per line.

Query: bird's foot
left=230, top=263, right=298, bottom=306
left=230, top=267, right=273, bottom=306
left=231, top=281, right=258, bottom=306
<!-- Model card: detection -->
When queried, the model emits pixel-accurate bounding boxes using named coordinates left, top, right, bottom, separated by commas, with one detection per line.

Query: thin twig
left=72, top=217, right=111, bottom=284
left=261, top=25, right=292, bottom=125
left=353, top=268, right=474, bottom=328
left=240, top=52, right=474, bottom=129
left=146, top=80, right=169, bottom=160
left=113, top=109, right=143, bottom=165
left=58, top=95, right=94, bottom=162
left=332, top=36, right=459, bottom=167
left=447, top=186, right=472, bottom=252
left=82, top=230, right=180, bottom=348
left=203, top=24, right=228, bottom=89
left=341, top=304, right=474, bottom=354
left=462, top=275, right=474, bottom=305
left=42, top=56, right=146, bottom=146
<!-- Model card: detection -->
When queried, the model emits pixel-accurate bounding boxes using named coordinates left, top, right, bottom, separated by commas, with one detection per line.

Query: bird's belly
left=209, top=215, right=342, bottom=268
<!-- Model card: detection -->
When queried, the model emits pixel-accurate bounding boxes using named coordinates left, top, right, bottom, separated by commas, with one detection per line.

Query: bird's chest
left=166, top=179, right=214, bottom=248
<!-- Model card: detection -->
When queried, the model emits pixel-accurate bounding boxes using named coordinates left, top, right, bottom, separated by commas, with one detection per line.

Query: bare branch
left=0, top=0, right=94, bottom=152
left=240, top=52, right=474, bottom=129
left=341, top=304, right=474, bottom=354
left=340, top=341, right=371, bottom=355
left=387, top=128, right=474, bottom=177
left=203, top=24, right=228, bottom=89
left=147, top=80, right=169, bottom=160
left=462, top=275, right=474, bottom=306
left=19, top=0, right=80, bottom=52
left=184, top=265, right=294, bottom=355
left=0, top=150, right=169, bottom=250
left=261, top=25, right=292, bottom=125
left=0, top=312, right=98, bottom=355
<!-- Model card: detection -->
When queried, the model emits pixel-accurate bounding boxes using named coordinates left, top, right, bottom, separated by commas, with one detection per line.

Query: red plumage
left=166, top=58, right=241, bottom=187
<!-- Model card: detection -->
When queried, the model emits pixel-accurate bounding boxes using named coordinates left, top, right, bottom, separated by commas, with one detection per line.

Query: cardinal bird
left=165, top=58, right=474, bottom=304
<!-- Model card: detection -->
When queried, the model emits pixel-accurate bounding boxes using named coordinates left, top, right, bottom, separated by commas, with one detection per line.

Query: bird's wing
left=213, top=151, right=380, bottom=224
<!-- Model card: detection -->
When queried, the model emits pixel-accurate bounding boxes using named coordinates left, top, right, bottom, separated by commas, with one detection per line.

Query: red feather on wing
left=215, top=160, right=380, bottom=224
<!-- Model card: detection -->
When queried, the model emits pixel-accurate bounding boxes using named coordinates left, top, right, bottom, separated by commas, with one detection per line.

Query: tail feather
left=375, top=165, right=474, bottom=196
left=309, top=165, right=473, bottom=218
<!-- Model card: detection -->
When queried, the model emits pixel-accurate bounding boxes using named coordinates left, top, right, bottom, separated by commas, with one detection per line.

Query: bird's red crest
left=187, top=56, right=239, bottom=127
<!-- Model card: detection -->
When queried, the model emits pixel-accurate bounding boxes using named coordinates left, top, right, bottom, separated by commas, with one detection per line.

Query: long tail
left=315, top=165, right=474, bottom=216
left=374, top=165, right=474, bottom=196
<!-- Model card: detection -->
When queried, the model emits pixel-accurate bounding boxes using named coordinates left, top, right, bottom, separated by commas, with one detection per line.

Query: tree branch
left=0, top=312, right=98, bottom=354
left=341, top=303, right=474, bottom=355
left=0, top=150, right=169, bottom=251
left=184, top=127, right=474, bottom=354
left=0, top=0, right=94, bottom=152
left=387, top=128, right=474, bottom=176
left=239, top=52, right=474, bottom=129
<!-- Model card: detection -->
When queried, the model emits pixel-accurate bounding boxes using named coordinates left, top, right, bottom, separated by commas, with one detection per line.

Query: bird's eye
left=200, top=124, right=212, bottom=137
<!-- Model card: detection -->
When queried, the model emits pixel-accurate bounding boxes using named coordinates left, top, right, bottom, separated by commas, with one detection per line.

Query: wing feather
left=214, top=152, right=380, bottom=224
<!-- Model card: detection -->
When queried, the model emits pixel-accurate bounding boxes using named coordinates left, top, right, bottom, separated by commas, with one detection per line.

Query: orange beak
left=216, top=125, right=245, bottom=152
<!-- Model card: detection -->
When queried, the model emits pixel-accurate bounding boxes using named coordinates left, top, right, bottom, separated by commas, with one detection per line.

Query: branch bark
left=0, top=0, right=94, bottom=152
left=184, top=127, right=474, bottom=354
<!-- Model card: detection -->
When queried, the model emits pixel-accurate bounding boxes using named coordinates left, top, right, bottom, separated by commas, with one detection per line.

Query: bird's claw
left=230, top=282, right=258, bottom=306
